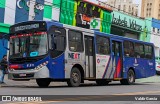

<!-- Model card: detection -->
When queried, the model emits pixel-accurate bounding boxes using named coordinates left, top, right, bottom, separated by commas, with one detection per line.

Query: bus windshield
left=9, top=32, right=48, bottom=58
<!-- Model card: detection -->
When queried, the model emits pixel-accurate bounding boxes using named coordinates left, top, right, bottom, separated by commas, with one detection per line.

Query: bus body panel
left=49, top=54, right=65, bottom=79
left=95, top=31, right=156, bottom=79
left=64, top=25, right=95, bottom=79
left=146, top=59, right=155, bottom=77
left=65, top=51, right=85, bottom=78
left=9, top=56, right=50, bottom=79
left=96, top=54, right=111, bottom=79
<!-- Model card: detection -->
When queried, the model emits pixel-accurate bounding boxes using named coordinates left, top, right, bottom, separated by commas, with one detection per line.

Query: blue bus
left=8, top=21, right=156, bottom=87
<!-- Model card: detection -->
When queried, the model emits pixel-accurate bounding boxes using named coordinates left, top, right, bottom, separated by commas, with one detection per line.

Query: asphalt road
left=0, top=75, right=160, bottom=104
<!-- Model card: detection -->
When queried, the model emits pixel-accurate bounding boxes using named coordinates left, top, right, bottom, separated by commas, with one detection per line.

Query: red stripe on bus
left=114, top=58, right=121, bottom=78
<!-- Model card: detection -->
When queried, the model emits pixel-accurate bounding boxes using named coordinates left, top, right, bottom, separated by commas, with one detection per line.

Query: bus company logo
left=149, top=62, right=153, bottom=66
left=97, top=59, right=100, bottom=64
left=135, top=58, right=137, bottom=63
left=68, top=53, right=80, bottom=59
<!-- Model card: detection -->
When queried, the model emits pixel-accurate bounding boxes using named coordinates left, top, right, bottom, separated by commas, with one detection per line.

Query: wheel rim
left=128, top=71, right=134, bottom=83
left=72, top=72, right=79, bottom=83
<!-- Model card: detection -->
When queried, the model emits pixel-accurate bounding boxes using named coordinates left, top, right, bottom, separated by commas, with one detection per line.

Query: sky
left=90, top=0, right=142, bottom=16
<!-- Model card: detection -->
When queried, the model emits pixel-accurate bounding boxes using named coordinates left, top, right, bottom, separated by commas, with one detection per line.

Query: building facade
left=111, top=10, right=150, bottom=42
left=141, top=0, right=160, bottom=19
left=98, top=0, right=139, bottom=16
left=0, top=0, right=10, bottom=59
left=0, top=0, right=112, bottom=59
left=150, top=18, right=160, bottom=61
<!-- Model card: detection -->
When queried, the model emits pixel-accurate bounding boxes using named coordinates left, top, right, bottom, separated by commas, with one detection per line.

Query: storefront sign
left=90, top=18, right=100, bottom=30
left=112, top=13, right=142, bottom=32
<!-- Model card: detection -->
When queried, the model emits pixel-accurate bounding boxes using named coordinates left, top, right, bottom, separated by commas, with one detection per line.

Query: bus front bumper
left=8, top=66, right=50, bottom=80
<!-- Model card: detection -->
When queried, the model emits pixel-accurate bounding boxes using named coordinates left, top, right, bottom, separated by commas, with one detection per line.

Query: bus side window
left=134, top=43, right=145, bottom=58
left=145, top=45, right=153, bottom=59
left=140, top=45, right=145, bottom=58
left=96, top=35, right=110, bottom=55
left=134, top=43, right=141, bottom=58
left=68, top=30, right=83, bottom=52
left=129, top=42, right=134, bottom=57
left=123, top=41, right=134, bottom=57
left=124, top=41, right=130, bottom=57
left=48, top=26, right=66, bottom=58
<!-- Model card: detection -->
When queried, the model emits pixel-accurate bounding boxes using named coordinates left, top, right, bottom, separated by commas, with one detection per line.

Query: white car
left=156, top=62, right=160, bottom=75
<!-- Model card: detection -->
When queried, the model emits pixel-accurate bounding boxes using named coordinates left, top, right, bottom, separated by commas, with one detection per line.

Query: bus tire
left=120, top=69, right=135, bottom=85
left=67, top=67, right=81, bottom=87
left=96, top=80, right=110, bottom=86
left=36, top=78, right=51, bottom=88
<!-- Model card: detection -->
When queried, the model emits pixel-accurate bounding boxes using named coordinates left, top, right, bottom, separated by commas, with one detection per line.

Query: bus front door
left=84, top=36, right=96, bottom=78
left=111, top=40, right=123, bottom=79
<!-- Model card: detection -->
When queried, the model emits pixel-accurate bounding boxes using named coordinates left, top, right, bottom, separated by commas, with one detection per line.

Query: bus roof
left=10, top=20, right=154, bottom=46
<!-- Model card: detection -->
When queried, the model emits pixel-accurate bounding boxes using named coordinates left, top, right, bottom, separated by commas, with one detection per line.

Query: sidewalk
left=136, top=75, right=160, bottom=83
left=0, top=75, right=67, bottom=87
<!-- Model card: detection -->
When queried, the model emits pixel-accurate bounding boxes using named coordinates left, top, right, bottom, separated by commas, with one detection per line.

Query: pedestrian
left=0, top=55, right=8, bottom=84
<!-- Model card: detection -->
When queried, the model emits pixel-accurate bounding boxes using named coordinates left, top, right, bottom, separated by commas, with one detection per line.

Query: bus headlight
left=34, top=61, right=48, bottom=70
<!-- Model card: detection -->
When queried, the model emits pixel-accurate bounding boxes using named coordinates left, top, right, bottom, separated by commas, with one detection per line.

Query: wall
left=150, top=18, right=160, bottom=60
left=0, top=39, right=8, bottom=60
left=0, top=0, right=11, bottom=60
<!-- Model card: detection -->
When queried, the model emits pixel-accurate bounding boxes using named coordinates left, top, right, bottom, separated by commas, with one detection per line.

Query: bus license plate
left=19, top=74, right=26, bottom=77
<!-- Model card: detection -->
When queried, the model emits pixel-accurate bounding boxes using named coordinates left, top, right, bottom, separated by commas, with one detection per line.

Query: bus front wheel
left=36, top=78, right=51, bottom=87
left=120, top=69, right=135, bottom=85
left=67, top=67, right=81, bottom=87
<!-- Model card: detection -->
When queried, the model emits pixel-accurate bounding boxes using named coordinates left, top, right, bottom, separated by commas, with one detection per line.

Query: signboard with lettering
left=68, top=53, right=80, bottom=59
left=112, top=11, right=144, bottom=32
left=111, top=11, right=150, bottom=41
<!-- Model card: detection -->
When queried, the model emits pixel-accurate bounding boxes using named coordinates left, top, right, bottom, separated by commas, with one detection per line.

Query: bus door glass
left=111, top=40, right=123, bottom=78
left=84, top=35, right=96, bottom=78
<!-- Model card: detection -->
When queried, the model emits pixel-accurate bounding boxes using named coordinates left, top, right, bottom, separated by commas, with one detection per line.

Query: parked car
left=156, top=62, right=160, bottom=75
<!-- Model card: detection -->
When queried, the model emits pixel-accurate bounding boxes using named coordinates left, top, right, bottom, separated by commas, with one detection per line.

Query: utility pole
left=29, top=0, right=36, bottom=20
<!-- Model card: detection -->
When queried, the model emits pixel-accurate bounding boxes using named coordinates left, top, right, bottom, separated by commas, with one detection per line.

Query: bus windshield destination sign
left=10, top=21, right=47, bottom=33
left=15, top=24, right=39, bottom=32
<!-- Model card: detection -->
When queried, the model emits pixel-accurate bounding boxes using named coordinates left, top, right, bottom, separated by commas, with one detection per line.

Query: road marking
left=112, top=90, right=160, bottom=95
